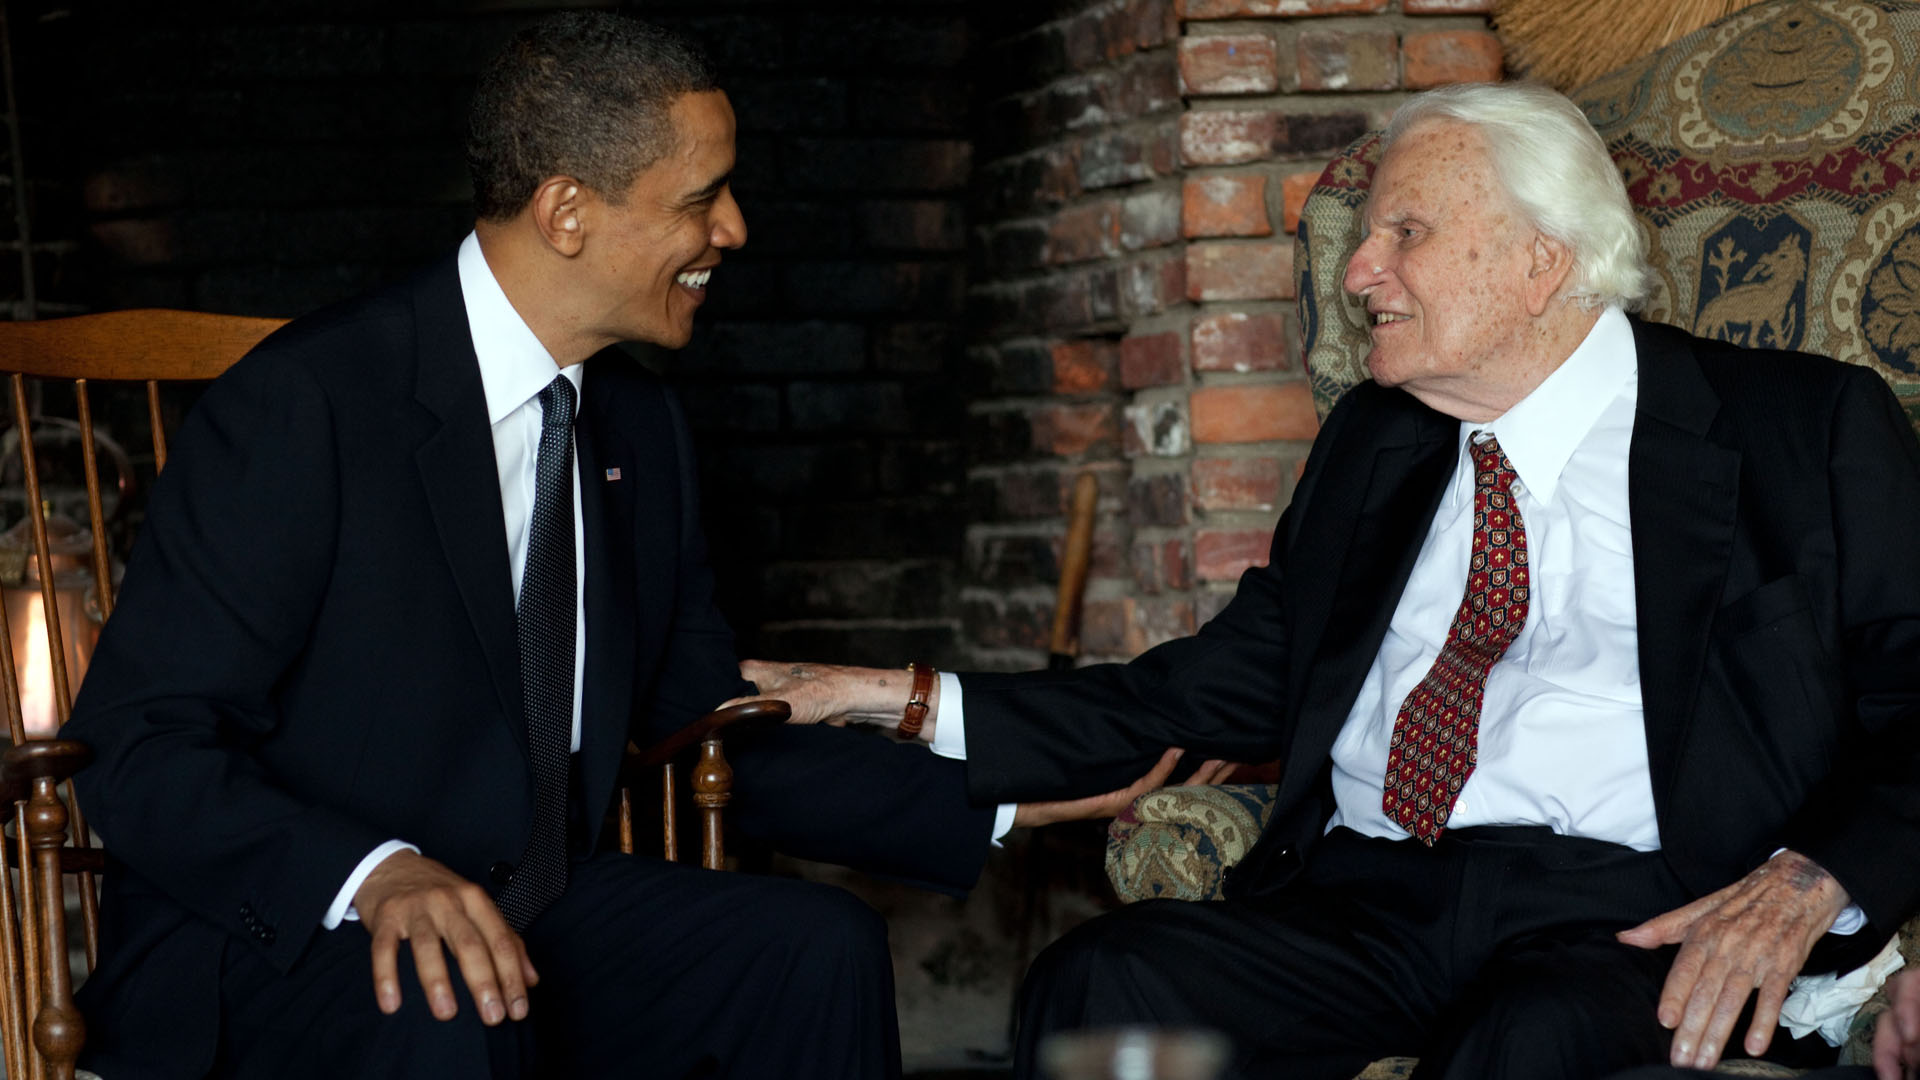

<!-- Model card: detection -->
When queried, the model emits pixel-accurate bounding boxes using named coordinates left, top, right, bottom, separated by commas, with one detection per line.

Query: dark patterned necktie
left=1381, top=434, right=1529, bottom=845
left=496, top=374, right=576, bottom=931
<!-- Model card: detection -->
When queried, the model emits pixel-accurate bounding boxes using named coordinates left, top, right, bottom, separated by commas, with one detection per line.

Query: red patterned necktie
left=1382, top=434, right=1530, bottom=845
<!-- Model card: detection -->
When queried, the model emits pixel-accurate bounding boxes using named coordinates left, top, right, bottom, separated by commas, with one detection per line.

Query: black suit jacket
left=963, top=318, right=1920, bottom=973
left=63, top=256, right=994, bottom=1076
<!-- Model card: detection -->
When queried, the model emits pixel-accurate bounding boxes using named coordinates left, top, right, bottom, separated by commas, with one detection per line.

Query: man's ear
left=1524, top=232, right=1575, bottom=316
left=530, top=177, right=586, bottom=256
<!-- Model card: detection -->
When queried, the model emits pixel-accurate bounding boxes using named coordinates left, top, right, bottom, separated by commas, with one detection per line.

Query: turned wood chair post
left=692, top=737, right=732, bottom=871
left=615, top=700, right=784, bottom=867
left=25, top=774, right=79, bottom=1080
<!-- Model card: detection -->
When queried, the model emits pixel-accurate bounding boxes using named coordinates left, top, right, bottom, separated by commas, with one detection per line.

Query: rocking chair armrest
left=0, top=739, right=93, bottom=806
left=624, top=700, right=792, bottom=776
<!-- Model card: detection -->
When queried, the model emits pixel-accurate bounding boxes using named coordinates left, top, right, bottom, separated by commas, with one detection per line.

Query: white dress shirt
left=323, top=232, right=586, bottom=928
left=1326, top=306, right=1657, bottom=847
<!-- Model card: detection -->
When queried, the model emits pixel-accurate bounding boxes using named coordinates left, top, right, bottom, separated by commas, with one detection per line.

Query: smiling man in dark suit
left=60, top=14, right=1005, bottom=1080
left=744, top=81, right=1920, bottom=1080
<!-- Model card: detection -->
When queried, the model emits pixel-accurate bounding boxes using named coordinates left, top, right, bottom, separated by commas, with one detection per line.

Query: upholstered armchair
left=1105, top=0, right=1920, bottom=1073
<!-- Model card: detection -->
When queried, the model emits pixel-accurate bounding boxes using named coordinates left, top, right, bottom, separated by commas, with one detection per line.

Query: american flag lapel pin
left=605, top=467, right=622, bottom=481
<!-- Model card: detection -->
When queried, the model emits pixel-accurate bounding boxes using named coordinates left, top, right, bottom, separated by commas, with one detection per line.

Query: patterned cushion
left=1294, top=0, right=1920, bottom=436
left=1105, top=783, right=1279, bottom=904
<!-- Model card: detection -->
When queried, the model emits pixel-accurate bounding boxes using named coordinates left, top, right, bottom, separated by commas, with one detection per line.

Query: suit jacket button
left=489, top=861, right=514, bottom=886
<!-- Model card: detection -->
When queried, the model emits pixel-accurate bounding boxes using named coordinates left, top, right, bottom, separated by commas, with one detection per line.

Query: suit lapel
left=1627, top=318, right=1740, bottom=821
left=1284, top=396, right=1456, bottom=795
left=573, top=360, right=639, bottom=827
left=409, top=260, right=525, bottom=742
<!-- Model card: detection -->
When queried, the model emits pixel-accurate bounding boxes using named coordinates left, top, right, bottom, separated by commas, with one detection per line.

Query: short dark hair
left=467, top=13, right=719, bottom=222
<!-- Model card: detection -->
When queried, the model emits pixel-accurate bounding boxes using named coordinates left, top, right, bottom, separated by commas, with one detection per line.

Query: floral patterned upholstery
left=1104, top=2, right=1920, bottom=1073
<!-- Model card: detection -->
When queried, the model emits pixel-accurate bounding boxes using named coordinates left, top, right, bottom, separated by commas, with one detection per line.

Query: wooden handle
left=1047, top=472, right=1101, bottom=658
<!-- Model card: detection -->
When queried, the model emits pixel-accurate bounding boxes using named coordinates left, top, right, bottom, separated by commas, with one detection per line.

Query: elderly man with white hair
left=743, top=81, right=1920, bottom=1079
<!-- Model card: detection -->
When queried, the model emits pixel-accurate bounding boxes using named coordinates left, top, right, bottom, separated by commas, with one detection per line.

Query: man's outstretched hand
left=354, top=850, right=539, bottom=1026
left=1617, top=849, right=1849, bottom=1070
left=726, top=660, right=926, bottom=735
left=1013, top=747, right=1233, bottom=827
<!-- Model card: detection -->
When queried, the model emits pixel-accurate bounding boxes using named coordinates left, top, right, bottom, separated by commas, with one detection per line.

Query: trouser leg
left=1016, top=826, right=1713, bottom=1080
left=523, top=852, right=899, bottom=1080
left=1414, top=933, right=1679, bottom=1080
left=1015, top=827, right=1492, bottom=1080
left=213, top=919, right=532, bottom=1080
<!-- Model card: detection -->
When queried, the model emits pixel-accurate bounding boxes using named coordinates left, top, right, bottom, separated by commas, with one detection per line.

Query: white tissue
left=1779, top=934, right=1906, bottom=1047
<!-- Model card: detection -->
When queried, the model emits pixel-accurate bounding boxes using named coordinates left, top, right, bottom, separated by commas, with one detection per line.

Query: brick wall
left=645, top=2, right=974, bottom=667
left=962, top=0, right=1498, bottom=669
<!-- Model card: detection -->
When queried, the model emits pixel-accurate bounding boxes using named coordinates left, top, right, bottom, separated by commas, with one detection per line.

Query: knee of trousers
left=1022, top=905, right=1170, bottom=1007
left=352, top=955, right=508, bottom=1071
left=762, top=882, right=891, bottom=973
left=1437, top=982, right=1642, bottom=1080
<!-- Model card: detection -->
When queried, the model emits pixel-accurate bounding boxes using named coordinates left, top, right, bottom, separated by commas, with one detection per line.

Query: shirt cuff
left=325, top=839, right=419, bottom=929
left=932, top=673, right=1017, bottom=847
left=991, top=803, right=1017, bottom=846
left=1829, top=904, right=1866, bottom=936
left=931, top=671, right=967, bottom=759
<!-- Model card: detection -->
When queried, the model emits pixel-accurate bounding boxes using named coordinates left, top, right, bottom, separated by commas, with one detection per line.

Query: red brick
left=1120, top=331, right=1185, bottom=389
left=1195, top=529, right=1272, bottom=581
left=984, top=469, right=1065, bottom=520
left=1192, top=456, right=1285, bottom=511
left=1122, top=254, right=1188, bottom=318
left=1128, top=472, right=1189, bottom=527
left=1035, top=402, right=1121, bottom=456
left=1179, top=34, right=1280, bottom=96
left=1190, top=382, right=1318, bottom=443
left=1281, top=169, right=1319, bottom=234
left=1403, top=30, right=1504, bottom=89
left=1052, top=340, right=1118, bottom=394
left=1124, top=398, right=1192, bottom=457
left=1131, top=537, right=1192, bottom=594
left=1192, top=311, right=1294, bottom=372
left=1404, top=0, right=1494, bottom=11
left=1109, top=54, right=1182, bottom=123
left=1182, top=174, right=1272, bottom=239
left=1298, top=29, right=1399, bottom=93
left=1180, top=0, right=1387, bottom=16
left=1180, top=110, right=1280, bottom=167
left=1132, top=0, right=1178, bottom=49
left=1186, top=242, right=1294, bottom=302
left=1121, top=188, right=1183, bottom=251
left=1044, top=200, right=1123, bottom=266
left=1123, top=595, right=1197, bottom=654
left=1079, top=597, right=1130, bottom=655
left=963, top=594, right=1052, bottom=651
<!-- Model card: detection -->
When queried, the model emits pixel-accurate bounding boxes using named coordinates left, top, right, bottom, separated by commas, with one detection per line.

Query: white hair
left=1382, top=82, right=1651, bottom=311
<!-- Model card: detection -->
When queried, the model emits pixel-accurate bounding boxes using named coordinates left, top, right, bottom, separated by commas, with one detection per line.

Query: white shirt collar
left=456, top=231, right=579, bottom=424
left=1466, top=305, right=1635, bottom=505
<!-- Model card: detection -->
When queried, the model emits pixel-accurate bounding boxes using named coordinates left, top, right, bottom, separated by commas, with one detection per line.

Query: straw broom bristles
left=1493, top=0, right=1770, bottom=91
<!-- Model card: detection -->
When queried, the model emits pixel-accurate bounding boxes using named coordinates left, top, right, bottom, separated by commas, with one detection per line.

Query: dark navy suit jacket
left=64, top=255, right=994, bottom=1077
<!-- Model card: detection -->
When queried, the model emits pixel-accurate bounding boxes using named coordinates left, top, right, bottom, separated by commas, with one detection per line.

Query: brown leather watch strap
left=900, top=662, right=934, bottom=739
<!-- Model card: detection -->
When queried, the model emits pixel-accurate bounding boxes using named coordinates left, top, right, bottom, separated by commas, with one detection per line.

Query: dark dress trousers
left=62, top=255, right=995, bottom=1079
left=960, top=318, right=1920, bottom=1078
